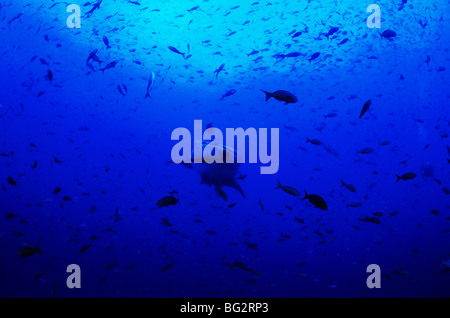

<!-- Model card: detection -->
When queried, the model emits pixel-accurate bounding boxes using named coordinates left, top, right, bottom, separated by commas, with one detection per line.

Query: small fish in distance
left=157, top=196, right=179, bottom=207
left=168, top=46, right=186, bottom=59
left=102, top=35, right=111, bottom=49
left=276, top=181, right=300, bottom=196
left=395, top=172, right=417, bottom=182
left=360, top=100, right=372, bottom=118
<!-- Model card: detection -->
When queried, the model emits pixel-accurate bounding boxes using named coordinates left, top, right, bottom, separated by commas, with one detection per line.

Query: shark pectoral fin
left=215, top=186, right=228, bottom=201
left=229, top=179, right=246, bottom=198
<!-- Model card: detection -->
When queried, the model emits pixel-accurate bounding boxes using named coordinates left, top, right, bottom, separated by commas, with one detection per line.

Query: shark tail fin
left=215, top=186, right=228, bottom=201
left=228, top=179, right=246, bottom=198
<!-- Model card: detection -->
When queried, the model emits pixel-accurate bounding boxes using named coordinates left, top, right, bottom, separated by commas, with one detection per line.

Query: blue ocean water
left=0, top=0, right=449, bottom=298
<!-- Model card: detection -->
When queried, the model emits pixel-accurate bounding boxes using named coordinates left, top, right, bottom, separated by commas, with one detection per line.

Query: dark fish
left=91, top=54, right=103, bottom=65
left=85, top=0, right=103, bottom=17
left=86, top=49, right=99, bottom=66
left=395, top=172, right=417, bottom=182
left=187, top=6, right=200, bottom=12
left=314, top=230, right=324, bottom=238
left=359, top=216, right=381, bottom=225
left=357, top=147, right=374, bottom=154
left=233, top=260, right=250, bottom=271
left=258, top=199, right=264, bottom=211
left=338, top=38, right=349, bottom=46
left=105, top=262, right=118, bottom=270
left=214, top=63, right=225, bottom=77
left=102, top=35, right=111, bottom=49
left=100, top=60, right=118, bottom=73
left=294, top=217, right=304, bottom=224
left=237, top=174, right=247, bottom=181
left=276, top=181, right=300, bottom=196
left=324, top=112, right=337, bottom=118
left=157, top=196, right=179, bottom=207
left=308, top=52, right=320, bottom=63
left=5, top=213, right=18, bottom=220
left=430, top=209, right=439, bottom=216
left=45, top=70, right=53, bottom=83
left=8, top=13, right=24, bottom=26
left=160, top=217, right=172, bottom=227
left=303, top=191, right=328, bottom=210
left=19, top=244, right=42, bottom=257
left=244, top=241, right=258, bottom=250
left=53, top=187, right=62, bottom=194
left=261, top=90, right=297, bottom=104
left=360, top=100, right=371, bottom=118
left=326, top=27, right=339, bottom=39
left=247, top=49, right=259, bottom=56
left=79, top=243, right=92, bottom=253
left=160, top=261, right=174, bottom=272
left=221, top=89, right=236, bottom=100
left=30, top=160, right=38, bottom=170
left=380, top=29, right=397, bottom=39
left=7, top=176, right=16, bottom=186
left=117, top=84, right=127, bottom=96
left=168, top=46, right=185, bottom=58
left=273, top=53, right=286, bottom=61
left=306, top=137, right=322, bottom=146
left=114, top=207, right=121, bottom=222
left=341, top=180, right=356, bottom=193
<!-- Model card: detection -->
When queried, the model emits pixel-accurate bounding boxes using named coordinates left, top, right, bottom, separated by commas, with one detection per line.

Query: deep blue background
left=0, top=0, right=449, bottom=297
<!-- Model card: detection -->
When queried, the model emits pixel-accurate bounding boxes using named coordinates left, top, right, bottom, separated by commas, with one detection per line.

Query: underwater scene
left=0, top=0, right=449, bottom=298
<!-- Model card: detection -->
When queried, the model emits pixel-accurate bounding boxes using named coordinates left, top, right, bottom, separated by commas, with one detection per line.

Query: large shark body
left=181, top=140, right=245, bottom=201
